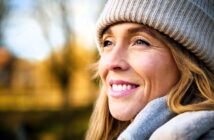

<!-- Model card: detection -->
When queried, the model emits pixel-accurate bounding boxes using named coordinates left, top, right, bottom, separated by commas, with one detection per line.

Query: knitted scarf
left=117, top=96, right=214, bottom=140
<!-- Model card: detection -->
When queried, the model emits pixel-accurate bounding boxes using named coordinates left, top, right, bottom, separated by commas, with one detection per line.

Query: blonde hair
left=85, top=87, right=130, bottom=140
left=85, top=29, right=214, bottom=140
left=165, top=38, right=214, bottom=113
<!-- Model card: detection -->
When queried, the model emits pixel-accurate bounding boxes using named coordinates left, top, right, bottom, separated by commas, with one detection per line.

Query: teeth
left=111, top=84, right=137, bottom=91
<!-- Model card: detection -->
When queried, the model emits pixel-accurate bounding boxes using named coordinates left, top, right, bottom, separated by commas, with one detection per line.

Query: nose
left=104, top=46, right=129, bottom=71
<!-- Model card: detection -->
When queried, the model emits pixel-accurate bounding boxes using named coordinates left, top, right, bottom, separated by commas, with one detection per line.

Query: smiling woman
left=86, top=0, right=214, bottom=140
left=99, top=23, right=180, bottom=121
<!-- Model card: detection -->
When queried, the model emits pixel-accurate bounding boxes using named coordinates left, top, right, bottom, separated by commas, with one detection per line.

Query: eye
left=103, top=40, right=113, bottom=48
left=133, top=39, right=151, bottom=47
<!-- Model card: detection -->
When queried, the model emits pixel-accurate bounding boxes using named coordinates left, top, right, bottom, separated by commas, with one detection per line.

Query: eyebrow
left=127, top=26, right=157, bottom=37
left=103, top=28, right=112, bottom=35
left=103, top=25, right=159, bottom=39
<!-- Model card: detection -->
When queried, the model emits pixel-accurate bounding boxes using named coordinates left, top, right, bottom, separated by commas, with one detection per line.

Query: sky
left=3, top=0, right=103, bottom=61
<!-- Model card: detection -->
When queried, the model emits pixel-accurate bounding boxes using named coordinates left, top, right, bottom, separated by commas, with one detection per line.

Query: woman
left=86, top=0, right=214, bottom=140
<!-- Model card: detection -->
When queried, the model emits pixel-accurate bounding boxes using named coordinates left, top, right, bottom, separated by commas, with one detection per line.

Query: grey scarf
left=117, top=97, right=214, bottom=140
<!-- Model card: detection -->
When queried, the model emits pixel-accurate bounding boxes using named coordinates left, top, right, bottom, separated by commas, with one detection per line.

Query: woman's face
left=98, top=23, right=180, bottom=121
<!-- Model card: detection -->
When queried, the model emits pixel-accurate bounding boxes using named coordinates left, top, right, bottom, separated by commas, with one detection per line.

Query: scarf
left=117, top=96, right=214, bottom=140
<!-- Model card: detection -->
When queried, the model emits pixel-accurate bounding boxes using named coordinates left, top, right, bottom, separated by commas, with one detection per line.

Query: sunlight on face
left=98, top=23, right=180, bottom=121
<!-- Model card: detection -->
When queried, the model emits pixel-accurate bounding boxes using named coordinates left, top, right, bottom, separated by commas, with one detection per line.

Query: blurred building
left=0, top=44, right=99, bottom=140
left=0, top=44, right=98, bottom=110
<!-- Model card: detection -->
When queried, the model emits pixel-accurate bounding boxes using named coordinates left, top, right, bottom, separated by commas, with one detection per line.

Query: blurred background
left=0, top=0, right=106, bottom=139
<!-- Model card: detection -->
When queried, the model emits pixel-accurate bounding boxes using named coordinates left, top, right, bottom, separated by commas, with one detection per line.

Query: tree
left=34, top=1, right=76, bottom=139
left=0, top=0, right=15, bottom=88
left=35, top=0, right=75, bottom=109
left=0, top=0, right=8, bottom=45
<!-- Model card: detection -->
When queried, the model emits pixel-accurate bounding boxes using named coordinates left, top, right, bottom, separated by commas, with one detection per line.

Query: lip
left=108, top=80, right=139, bottom=98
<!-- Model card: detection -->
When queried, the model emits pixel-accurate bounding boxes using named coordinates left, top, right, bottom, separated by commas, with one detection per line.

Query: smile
left=109, top=80, right=139, bottom=97
left=111, top=84, right=138, bottom=91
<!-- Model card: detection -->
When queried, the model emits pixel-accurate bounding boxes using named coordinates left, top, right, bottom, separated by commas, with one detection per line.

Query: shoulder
left=149, top=111, right=214, bottom=140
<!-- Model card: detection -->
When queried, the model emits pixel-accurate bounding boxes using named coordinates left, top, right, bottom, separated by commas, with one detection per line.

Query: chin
left=110, top=110, right=134, bottom=121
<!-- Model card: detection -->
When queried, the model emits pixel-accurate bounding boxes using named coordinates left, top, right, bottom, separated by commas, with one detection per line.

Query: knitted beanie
left=96, top=0, right=214, bottom=73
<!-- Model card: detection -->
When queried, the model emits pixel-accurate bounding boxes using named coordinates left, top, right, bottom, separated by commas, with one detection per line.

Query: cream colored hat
left=96, top=0, right=214, bottom=73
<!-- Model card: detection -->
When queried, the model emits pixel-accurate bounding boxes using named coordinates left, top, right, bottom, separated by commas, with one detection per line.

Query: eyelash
left=103, top=40, right=113, bottom=48
left=132, top=38, right=151, bottom=47
left=101, top=38, right=151, bottom=48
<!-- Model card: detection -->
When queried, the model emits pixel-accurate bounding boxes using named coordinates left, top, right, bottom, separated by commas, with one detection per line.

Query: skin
left=98, top=23, right=180, bottom=121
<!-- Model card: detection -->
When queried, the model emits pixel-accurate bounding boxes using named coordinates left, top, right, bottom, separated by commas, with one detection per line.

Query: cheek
left=98, top=58, right=107, bottom=80
left=131, top=51, right=177, bottom=77
left=130, top=51, right=179, bottom=94
left=130, top=53, right=158, bottom=76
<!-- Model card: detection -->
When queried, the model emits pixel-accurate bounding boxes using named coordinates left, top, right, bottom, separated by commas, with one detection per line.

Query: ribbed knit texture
left=96, top=0, right=214, bottom=73
left=149, top=111, right=214, bottom=140
left=116, top=96, right=214, bottom=140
